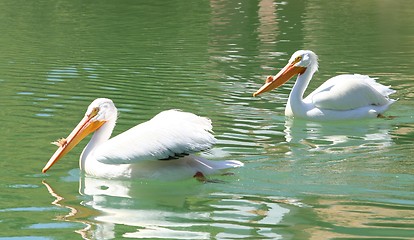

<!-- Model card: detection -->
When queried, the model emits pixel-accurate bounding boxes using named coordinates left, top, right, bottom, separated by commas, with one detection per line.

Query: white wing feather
left=94, top=110, right=216, bottom=164
left=306, top=74, right=394, bottom=110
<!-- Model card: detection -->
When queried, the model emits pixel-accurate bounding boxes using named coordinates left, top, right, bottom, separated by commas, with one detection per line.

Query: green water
left=1, top=0, right=413, bottom=239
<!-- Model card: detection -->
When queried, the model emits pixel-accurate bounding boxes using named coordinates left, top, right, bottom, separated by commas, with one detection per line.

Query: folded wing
left=306, top=74, right=395, bottom=110
left=94, top=110, right=216, bottom=164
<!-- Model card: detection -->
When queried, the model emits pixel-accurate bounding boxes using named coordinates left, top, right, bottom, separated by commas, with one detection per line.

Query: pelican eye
left=88, top=107, right=100, bottom=118
left=295, top=56, right=302, bottom=62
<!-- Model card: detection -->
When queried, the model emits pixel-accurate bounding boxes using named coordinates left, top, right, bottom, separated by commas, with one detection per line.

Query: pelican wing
left=94, top=110, right=216, bottom=164
left=306, top=74, right=393, bottom=110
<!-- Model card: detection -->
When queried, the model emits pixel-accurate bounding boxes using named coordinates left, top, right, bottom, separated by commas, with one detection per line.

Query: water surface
left=1, top=0, right=413, bottom=239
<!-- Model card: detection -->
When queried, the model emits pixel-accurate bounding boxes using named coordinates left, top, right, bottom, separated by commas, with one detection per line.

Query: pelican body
left=42, top=98, right=243, bottom=180
left=253, top=50, right=396, bottom=121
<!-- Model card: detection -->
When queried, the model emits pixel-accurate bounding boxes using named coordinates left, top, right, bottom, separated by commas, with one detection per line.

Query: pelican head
left=86, top=98, right=118, bottom=123
left=253, top=50, right=319, bottom=97
left=42, top=98, right=117, bottom=173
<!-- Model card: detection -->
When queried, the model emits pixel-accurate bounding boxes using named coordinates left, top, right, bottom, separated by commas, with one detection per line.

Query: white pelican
left=253, top=50, right=396, bottom=121
left=42, top=98, right=243, bottom=180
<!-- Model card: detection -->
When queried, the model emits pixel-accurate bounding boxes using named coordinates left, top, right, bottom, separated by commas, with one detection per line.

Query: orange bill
left=253, top=62, right=306, bottom=97
left=42, top=113, right=105, bottom=173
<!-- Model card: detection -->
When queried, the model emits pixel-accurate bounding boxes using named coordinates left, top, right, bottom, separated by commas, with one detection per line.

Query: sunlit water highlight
left=0, top=0, right=413, bottom=239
